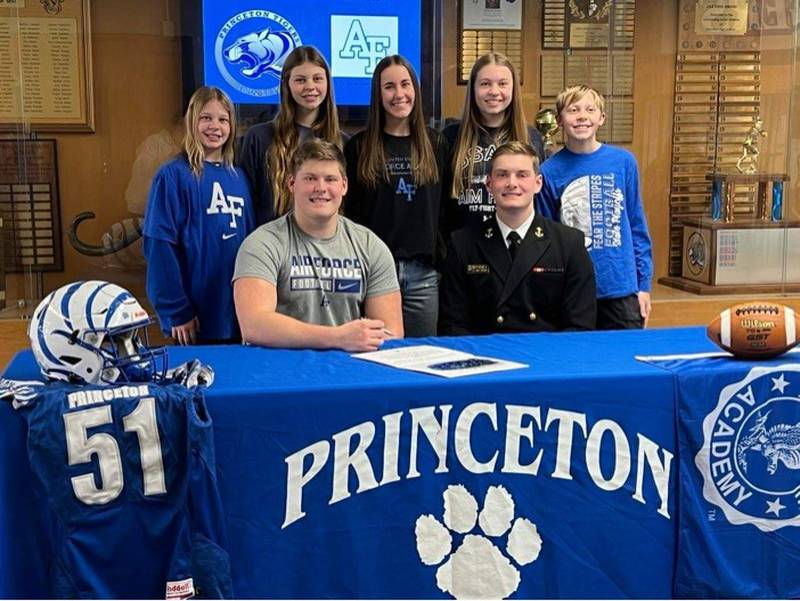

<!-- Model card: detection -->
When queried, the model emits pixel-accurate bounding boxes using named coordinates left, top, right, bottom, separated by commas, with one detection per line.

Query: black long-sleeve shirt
left=344, top=128, right=449, bottom=266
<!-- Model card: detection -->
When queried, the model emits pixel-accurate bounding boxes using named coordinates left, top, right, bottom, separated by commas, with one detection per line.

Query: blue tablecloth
left=2, top=327, right=797, bottom=599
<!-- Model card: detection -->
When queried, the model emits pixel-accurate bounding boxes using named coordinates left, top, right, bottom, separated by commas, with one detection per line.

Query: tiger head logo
left=223, top=27, right=298, bottom=80
left=213, top=11, right=302, bottom=99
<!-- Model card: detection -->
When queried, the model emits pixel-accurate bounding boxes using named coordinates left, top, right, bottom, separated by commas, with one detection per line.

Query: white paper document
left=353, top=345, right=527, bottom=378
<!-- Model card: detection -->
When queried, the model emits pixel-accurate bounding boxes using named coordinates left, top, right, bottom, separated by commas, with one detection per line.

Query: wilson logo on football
left=707, top=302, right=798, bottom=359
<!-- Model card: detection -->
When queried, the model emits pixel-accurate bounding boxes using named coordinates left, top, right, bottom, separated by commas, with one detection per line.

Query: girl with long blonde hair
left=442, top=52, right=544, bottom=234
left=343, top=55, right=448, bottom=337
left=144, top=86, right=254, bottom=344
left=239, top=46, right=347, bottom=224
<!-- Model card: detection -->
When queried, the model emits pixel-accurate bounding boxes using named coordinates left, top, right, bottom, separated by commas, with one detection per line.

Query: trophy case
left=660, top=0, right=800, bottom=295
left=681, top=219, right=800, bottom=288
left=676, top=172, right=800, bottom=292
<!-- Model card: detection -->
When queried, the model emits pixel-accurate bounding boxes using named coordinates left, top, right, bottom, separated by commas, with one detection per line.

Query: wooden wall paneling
left=630, top=1, right=679, bottom=284
left=442, top=2, right=465, bottom=118
left=0, top=319, right=28, bottom=372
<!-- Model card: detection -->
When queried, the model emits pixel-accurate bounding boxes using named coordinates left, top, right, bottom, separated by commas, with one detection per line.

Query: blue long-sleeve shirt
left=536, top=144, right=653, bottom=299
left=144, top=237, right=195, bottom=328
left=143, top=156, right=254, bottom=339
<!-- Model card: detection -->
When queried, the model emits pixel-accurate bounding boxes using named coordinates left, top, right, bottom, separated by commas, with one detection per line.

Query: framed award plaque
left=0, top=0, right=94, bottom=132
left=0, top=140, right=63, bottom=273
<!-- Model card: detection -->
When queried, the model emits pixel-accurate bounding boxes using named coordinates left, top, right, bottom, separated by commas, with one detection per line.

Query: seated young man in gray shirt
left=233, top=138, right=403, bottom=351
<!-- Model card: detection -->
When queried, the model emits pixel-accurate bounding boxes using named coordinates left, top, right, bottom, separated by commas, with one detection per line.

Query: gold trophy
left=534, top=108, right=560, bottom=158
left=736, top=115, right=767, bottom=174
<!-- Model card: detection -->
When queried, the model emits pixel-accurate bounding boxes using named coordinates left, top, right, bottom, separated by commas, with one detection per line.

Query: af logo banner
left=331, top=15, right=398, bottom=77
left=672, top=360, right=800, bottom=598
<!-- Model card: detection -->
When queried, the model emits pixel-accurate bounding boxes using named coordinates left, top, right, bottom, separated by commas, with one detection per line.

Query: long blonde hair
left=268, top=46, right=342, bottom=216
left=450, top=53, right=528, bottom=198
left=357, top=54, right=438, bottom=189
left=183, top=86, right=237, bottom=176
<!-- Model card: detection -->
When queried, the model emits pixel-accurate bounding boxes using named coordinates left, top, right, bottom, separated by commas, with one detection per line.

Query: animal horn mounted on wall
left=68, top=211, right=144, bottom=257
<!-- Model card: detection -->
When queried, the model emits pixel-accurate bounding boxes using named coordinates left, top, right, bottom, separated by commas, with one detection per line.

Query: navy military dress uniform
left=439, top=214, right=597, bottom=335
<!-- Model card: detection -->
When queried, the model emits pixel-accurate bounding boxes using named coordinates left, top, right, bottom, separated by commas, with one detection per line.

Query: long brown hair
left=267, top=46, right=342, bottom=216
left=450, top=52, right=528, bottom=198
left=357, top=54, right=438, bottom=189
left=183, top=86, right=237, bottom=176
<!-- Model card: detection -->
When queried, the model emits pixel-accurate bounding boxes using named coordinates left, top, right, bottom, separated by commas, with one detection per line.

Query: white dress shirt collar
left=496, top=211, right=535, bottom=248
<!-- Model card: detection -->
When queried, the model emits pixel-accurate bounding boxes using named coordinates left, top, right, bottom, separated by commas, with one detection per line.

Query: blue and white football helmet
left=29, top=281, right=167, bottom=385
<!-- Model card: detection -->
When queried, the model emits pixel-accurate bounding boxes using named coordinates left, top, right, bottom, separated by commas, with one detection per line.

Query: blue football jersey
left=1, top=379, right=232, bottom=599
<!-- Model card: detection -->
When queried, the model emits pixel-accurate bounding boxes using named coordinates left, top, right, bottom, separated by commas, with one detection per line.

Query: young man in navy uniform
left=439, top=141, right=596, bottom=335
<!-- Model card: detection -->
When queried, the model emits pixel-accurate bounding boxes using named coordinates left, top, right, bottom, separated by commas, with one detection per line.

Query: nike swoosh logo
left=338, top=282, right=359, bottom=291
left=222, top=233, right=236, bottom=240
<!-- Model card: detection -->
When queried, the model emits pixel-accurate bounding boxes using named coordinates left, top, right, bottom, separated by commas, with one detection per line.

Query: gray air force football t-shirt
left=233, top=213, right=399, bottom=326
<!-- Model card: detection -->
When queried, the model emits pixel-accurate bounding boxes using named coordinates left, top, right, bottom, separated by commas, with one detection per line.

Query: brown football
left=707, top=302, right=798, bottom=359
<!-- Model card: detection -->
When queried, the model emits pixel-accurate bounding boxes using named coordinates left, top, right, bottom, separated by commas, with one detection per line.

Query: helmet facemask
left=93, top=322, right=168, bottom=384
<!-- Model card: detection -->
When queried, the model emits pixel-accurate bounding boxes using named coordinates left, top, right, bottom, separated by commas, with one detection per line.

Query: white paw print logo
left=415, top=484, right=542, bottom=600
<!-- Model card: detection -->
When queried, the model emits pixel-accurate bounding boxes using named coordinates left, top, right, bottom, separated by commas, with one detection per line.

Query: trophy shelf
left=659, top=218, right=800, bottom=295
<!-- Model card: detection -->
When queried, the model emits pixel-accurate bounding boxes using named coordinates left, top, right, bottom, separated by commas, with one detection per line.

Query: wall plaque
left=543, top=0, right=567, bottom=47
left=604, top=99, right=633, bottom=143
left=458, top=2, right=524, bottom=85
left=695, top=0, right=750, bottom=35
left=539, top=3, right=636, bottom=145
left=544, top=0, right=635, bottom=49
left=0, top=140, right=63, bottom=272
left=0, top=0, right=93, bottom=131
left=540, top=54, right=565, bottom=97
left=570, top=22, right=610, bottom=48
left=612, top=53, right=634, bottom=95
left=679, top=0, right=760, bottom=52
left=566, top=53, right=610, bottom=93
left=462, top=0, right=523, bottom=30
left=568, top=0, right=611, bottom=48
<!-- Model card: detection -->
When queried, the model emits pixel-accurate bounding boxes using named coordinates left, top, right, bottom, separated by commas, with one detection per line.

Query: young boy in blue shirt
left=537, top=85, right=653, bottom=329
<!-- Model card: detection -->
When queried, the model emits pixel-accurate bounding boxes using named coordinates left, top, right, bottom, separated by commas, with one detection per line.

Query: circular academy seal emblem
left=214, top=10, right=302, bottom=99
left=696, top=364, right=800, bottom=532
left=686, top=232, right=706, bottom=276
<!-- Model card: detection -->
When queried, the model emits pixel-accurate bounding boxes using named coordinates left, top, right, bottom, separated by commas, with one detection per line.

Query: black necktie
left=507, top=231, right=522, bottom=261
